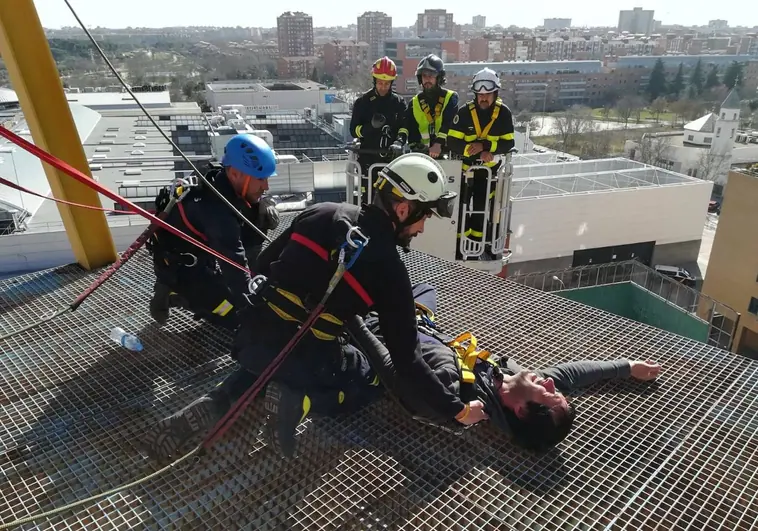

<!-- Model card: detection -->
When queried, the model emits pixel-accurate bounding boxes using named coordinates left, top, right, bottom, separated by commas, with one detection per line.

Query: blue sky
left=34, top=0, right=757, bottom=30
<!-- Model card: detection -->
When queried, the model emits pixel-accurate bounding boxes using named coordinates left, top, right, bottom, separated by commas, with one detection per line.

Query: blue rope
left=342, top=239, right=366, bottom=270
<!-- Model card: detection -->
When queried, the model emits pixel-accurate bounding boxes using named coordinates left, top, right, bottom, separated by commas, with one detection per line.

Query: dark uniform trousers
left=213, top=283, right=439, bottom=418
left=153, top=256, right=239, bottom=331
left=462, top=161, right=502, bottom=253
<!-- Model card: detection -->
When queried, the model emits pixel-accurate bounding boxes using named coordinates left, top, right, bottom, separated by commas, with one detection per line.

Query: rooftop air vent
left=130, top=150, right=144, bottom=155
left=133, top=142, right=146, bottom=147
left=124, top=169, right=143, bottom=176
left=134, top=135, right=147, bottom=140
left=95, top=147, right=111, bottom=152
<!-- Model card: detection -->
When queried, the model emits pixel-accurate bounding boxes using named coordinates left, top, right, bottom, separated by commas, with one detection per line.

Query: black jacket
left=155, top=169, right=255, bottom=309
left=350, top=88, right=409, bottom=150
left=352, top=314, right=631, bottom=424
left=406, top=89, right=460, bottom=147
left=446, top=99, right=515, bottom=165
left=256, top=202, right=465, bottom=418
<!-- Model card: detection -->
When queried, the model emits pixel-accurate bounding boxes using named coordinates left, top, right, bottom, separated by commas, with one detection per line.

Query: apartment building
left=357, top=11, right=392, bottom=59
left=323, top=41, right=371, bottom=77
left=277, top=11, right=314, bottom=57
left=416, top=9, right=455, bottom=38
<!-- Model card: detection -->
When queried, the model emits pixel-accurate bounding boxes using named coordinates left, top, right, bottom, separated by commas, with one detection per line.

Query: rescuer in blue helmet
left=146, top=133, right=280, bottom=330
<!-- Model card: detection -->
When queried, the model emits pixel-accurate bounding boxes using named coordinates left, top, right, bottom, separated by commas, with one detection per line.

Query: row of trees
left=646, top=58, right=745, bottom=102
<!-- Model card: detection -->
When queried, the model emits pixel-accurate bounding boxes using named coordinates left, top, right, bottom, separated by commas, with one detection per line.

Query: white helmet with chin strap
left=472, top=67, right=501, bottom=94
left=375, top=153, right=457, bottom=219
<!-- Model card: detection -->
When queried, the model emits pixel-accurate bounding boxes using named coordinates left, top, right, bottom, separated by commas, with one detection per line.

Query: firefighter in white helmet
left=143, top=152, right=488, bottom=461
left=446, top=67, right=515, bottom=259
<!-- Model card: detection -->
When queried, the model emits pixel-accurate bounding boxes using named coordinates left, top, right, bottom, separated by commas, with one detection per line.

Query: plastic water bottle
left=110, top=327, right=143, bottom=352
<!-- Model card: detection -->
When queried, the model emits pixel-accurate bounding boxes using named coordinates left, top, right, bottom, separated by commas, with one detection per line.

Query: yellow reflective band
left=212, top=299, right=234, bottom=316
left=489, top=190, right=496, bottom=199
left=502, top=133, right=515, bottom=140
left=448, top=129, right=465, bottom=139
left=464, top=228, right=484, bottom=238
left=300, top=395, right=311, bottom=423
left=437, top=132, right=447, bottom=139
left=355, top=125, right=363, bottom=138
left=371, top=375, right=380, bottom=386
left=398, top=127, right=409, bottom=136
left=461, top=368, right=476, bottom=384
left=338, top=391, right=345, bottom=404
left=489, top=139, right=498, bottom=152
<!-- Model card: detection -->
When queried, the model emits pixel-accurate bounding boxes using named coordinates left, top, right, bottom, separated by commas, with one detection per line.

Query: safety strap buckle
left=338, top=224, right=370, bottom=270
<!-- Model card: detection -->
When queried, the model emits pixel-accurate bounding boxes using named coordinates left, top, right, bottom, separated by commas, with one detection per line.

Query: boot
left=149, top=282, right=172, bottom=325
left=141, top=394, right=224, bottom=462
left=264, top=381, right=310, bottom=458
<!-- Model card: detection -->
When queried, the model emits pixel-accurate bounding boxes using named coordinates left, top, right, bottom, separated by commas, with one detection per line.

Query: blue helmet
left=221, top=134, right=277, bottom=179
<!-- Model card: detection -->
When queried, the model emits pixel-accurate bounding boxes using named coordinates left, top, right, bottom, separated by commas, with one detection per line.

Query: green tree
left=705, top=66, right=720, bottom=89
left=646, top=58, right=667, bottom=102
left=688, top=59, right=704, bottom=96
left=723, top=61, right=745, bottom=89
left=668, top=63, right=685, bottom=100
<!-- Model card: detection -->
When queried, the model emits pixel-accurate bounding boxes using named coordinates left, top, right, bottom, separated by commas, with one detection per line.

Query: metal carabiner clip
left=345, top=225, right=369, bottom=249
left=180, top=253, right=198, bottom=267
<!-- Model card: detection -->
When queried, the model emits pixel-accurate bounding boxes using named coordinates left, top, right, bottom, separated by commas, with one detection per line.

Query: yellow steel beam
left=0, top=0, right=116, bottom=270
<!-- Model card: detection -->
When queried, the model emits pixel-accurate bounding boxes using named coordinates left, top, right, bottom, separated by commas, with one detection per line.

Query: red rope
left=0, top=175, right=126, bottom=214
left=0, top=126, right=251, bottom=276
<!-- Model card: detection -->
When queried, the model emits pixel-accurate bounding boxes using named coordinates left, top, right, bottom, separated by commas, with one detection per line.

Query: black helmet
left=416, top=54, right=446, bottom=86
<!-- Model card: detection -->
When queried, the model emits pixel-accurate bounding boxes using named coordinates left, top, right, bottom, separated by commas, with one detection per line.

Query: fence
left=510, top=259, right=740, bottom=351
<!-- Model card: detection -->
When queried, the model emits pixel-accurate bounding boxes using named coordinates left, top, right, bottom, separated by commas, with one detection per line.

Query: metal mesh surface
left=2, top=214, right=758, bottom=530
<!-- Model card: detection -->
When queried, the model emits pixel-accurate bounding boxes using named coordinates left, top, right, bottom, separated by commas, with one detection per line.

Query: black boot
left=149, top=282, right=172, bottom=325
left=264, top=381, right=310, bottom=458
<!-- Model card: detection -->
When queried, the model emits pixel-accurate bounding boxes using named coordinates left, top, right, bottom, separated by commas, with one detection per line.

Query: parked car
left=708, top=200, right=721, bottom=214
left=654, top=265, right=697, bottom=288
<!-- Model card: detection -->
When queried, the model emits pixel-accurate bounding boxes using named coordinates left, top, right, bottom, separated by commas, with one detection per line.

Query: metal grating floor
left=2, top=215, right=758, bottom=530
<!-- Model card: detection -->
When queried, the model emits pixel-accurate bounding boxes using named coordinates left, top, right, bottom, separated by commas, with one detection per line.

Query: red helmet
left=372, top=57, right=397, bottom=81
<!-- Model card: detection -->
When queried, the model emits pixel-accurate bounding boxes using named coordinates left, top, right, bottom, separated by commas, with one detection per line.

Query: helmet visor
left=472, top=79, right=499, bottom=94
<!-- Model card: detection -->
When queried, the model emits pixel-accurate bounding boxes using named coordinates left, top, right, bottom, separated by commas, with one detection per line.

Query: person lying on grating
left=267, top=282, right=662, bottom=454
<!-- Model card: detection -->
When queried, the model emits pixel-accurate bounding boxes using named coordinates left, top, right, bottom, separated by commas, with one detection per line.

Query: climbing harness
left=202, top=224, right=370, bottom=449
left=0, top=128, right=252, bottom=343
left=61, top=0, right=270, bottom=245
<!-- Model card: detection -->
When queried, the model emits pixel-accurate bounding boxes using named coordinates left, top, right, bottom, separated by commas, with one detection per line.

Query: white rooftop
left=684, top=113, right=716, bottom=133
left=511, top=157, right=702, bottom=199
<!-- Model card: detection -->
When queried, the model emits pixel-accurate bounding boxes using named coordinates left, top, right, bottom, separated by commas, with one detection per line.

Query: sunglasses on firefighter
left=472, top=79, right=498, bottom=93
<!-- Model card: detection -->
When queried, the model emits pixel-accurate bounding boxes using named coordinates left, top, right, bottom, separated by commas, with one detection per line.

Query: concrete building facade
left=701, top=169, right=758, bottom=358
left=618, top=7, right=655, bottom=35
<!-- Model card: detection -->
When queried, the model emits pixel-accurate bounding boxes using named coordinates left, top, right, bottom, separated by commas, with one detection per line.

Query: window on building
left=731, top=128, right=735, bottom=138
left=733, top=112, right=737, bottom=120
left=721, top=113, right=725, bottom=119
left=688, top=135, right=694, bottom=141
left=704, top=137, right=712, bottom=144
left=749, top=297, right=758, bottom=316
left=717, top=127, right=721, bottom=136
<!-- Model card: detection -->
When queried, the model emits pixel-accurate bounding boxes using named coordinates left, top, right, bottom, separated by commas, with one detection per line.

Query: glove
left=371, top=113, right=387, bottom=129
left=256, top=195, right=280, bottom=231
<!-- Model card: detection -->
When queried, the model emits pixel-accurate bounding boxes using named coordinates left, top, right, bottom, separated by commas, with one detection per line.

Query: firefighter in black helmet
left=396, top=54, right=459, bottom=159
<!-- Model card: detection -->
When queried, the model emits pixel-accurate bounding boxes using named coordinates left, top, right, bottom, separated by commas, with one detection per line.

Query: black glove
left=371, top=113, right=387, bottom=129
left=256, top=195, right=279, bottom=231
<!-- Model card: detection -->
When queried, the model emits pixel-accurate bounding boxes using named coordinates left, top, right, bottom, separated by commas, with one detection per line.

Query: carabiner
left=345, top=225, right=369, bottom=249
left=180, top=252, right=198, bottom=268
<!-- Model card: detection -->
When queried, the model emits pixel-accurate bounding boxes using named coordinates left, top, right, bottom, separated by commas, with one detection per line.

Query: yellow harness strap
left=446, top=332, right=493, bottom=384
left=469, top=102, right=501, bottom=140
left=419, top=94, right=446, bottom=130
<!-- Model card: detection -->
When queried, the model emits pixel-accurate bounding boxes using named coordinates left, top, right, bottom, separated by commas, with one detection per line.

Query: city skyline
left=35, top=0, right=758, bottom=31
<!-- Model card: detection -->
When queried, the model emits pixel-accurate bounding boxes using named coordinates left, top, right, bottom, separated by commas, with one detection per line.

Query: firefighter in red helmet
left=349, top=56, right=409, bottom=204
